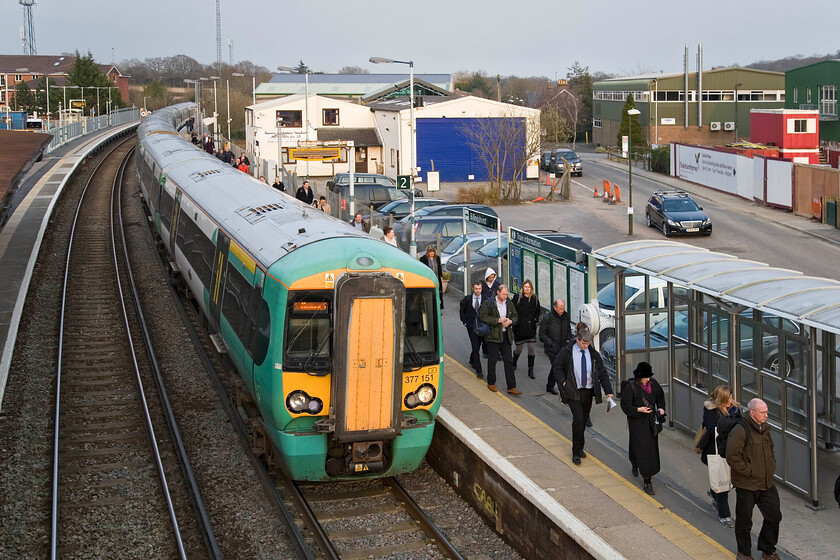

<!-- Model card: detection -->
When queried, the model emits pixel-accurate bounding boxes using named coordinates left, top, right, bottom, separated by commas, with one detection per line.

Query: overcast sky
left=2, top=0, right=837, bottom=79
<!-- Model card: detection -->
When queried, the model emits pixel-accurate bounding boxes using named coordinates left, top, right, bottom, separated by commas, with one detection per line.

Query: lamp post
left=370, top=56, right=416, bottom=256
left=232, top=72, right=255, bottom=105
left=734, top=82, right=742, bottom=142
left=143, top=96, right=149, bottom=111
left=276, top=117, right=284, bottom=183
left=225, top=78, right=231, bottom=141
left=627, top=108, right=641, bottom=236
left=201, top=76, right=221, bottom=146
left=278, top=65, right=311, bottom=182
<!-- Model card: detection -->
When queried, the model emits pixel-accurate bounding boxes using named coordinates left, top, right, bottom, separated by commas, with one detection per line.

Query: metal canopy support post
left=808, top=325, right=821, bottom=509
left=348, top=141, right=355, bottom=217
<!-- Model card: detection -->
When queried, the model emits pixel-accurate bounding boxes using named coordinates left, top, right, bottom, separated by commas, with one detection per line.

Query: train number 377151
left=404, top=374, right=434, bottom=384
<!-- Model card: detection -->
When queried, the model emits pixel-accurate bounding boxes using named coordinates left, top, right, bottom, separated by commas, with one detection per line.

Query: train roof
left=138, top=104, right=375, bottom=269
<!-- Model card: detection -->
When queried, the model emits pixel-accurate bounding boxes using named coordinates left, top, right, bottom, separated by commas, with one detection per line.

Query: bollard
left=612, top=185, right=622, bottom=204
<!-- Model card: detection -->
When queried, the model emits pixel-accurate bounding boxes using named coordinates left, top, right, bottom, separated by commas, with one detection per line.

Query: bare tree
left=557, top=90, right=584, bottom=149
left=459, top=112, right=541, bottom=201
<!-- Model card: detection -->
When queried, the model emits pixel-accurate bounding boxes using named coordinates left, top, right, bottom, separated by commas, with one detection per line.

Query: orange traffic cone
left=593, top=182, right=599, bottom=197
left=545, top=172, right=551, bottom=186
left=602, top=180, right=611, bottom=199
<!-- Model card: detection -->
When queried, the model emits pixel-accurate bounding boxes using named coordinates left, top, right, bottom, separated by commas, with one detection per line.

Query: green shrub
left=456, top=184, right=499, bottom=205
left=650, top=145, right=671, bottom=174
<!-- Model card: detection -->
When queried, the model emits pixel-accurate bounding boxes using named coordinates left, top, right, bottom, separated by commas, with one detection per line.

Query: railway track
left=50, top=139, right=218, bottom=558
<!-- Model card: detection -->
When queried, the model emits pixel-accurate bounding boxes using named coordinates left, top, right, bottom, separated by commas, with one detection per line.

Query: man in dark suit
left=459, top=280, right=485, bottom=378
left=478, top=284, right=519, bottom=395
left=552, top=329, right=614, bottom=464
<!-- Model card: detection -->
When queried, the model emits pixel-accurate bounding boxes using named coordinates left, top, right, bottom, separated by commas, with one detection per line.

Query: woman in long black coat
left=620, top=361, right=666, bottom=495
left=512, top=280, right=541, bottom=379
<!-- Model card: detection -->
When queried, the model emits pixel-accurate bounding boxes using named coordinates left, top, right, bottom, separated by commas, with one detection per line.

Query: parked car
left=550, top=149, right=583, bottom=176
left=326, top=172, right=423, bottom=212
left=445, top=232, right=592, bottom=290
left=645, top=190, right=712, bottom=236
left=392, top=204, right=500, bottom=249
left=440, top=231, right=500, bottom=267
left=376, top=198, right=447, bottom=221
left=594, top=276, right=690, bottom=343
left=540, top=150, right=552, bottom=171
left=600, top=309, right=803, bottom=382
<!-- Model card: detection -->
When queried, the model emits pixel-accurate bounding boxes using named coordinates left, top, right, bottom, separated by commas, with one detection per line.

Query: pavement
left=434, top=153, right=840, bottom=560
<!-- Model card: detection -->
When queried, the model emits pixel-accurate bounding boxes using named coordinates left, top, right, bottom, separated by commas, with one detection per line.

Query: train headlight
left=404, top=384, right=436, bottom=409
left=287, top=391, right=323, bottom=414
left=417, top=384, right=436, bottom=405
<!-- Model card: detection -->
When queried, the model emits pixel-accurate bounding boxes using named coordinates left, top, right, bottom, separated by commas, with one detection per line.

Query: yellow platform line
left=443, top=353, right=732, bottom=560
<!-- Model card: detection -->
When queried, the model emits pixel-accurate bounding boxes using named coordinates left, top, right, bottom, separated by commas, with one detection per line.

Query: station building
left=785, top=60, right=840, bottom=145
left=245, top=78, right=540, bottom=183
left=592, top=67, right=785, bottom=148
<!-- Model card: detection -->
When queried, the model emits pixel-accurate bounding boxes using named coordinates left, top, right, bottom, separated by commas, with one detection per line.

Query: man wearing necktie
left=459, top=280, right=485, bottom=378
left=551, top=328, right=614, bottom=464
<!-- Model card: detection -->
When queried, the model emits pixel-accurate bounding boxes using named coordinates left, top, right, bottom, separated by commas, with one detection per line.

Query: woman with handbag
left=620, top=362, right=666, bottom=495
left=701, top=384, right=738, bottom=528
left=512, top=280, right=541, bottom=379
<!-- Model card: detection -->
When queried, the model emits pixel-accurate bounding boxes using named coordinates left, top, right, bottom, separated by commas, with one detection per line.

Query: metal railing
left=46, top=108, right=140, bottom=153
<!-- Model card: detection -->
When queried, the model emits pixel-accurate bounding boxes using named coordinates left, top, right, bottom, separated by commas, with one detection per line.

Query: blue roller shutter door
left=416, top=117, right=525, bottom=182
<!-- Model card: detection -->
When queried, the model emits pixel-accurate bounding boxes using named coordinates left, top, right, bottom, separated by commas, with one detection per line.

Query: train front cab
left=268, top=265, right=442, bottom=481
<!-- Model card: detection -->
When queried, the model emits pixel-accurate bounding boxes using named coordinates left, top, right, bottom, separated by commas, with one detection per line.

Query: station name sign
left=464, top=208, right=498, bottom=230
left=509, top=228, right=579, bottom=263
left=289, top=147, right=341, bottom=161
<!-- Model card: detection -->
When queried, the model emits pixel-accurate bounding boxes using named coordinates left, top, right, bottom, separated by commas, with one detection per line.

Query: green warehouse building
left=786, top=60, right=840, bottom=144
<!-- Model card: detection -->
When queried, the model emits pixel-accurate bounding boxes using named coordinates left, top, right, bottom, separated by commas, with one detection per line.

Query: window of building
left=276, top=110, right=302, bottom=128
left=14, top=75, right=22, bottom=82
left=807, top=88, right=812, bottom=104
left=790, top=118, right=816, bottom=133
left=820, top=85, right=837, bottom=117
left=593, top=117, right=602, bottom=128
left=322, top=108, right=339, bottom=126
left=793, top=88, right=798, bottom=104
left=390, top=148, right=395, bottom=168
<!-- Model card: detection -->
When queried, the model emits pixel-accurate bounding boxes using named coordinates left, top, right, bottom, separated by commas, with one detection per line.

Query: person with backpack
left=725, top=398, right=781, bottom=560
left=619, top=361, right=665, bottom=495
left=700, top=385, right=739, bottom=528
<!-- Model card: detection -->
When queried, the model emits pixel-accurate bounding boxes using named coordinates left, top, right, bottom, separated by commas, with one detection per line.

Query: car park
left=392, top=204, right=500, bottom=249
left=550, top=148, right=583, bottom=176
left=445, top=232, right=592, bottom=291
left=376, top=198, right=447, bottom=220
left=440, top=231, right=500, bottom=267
left=645, top=190, right=712, bottom=236
left=600, top=309, right=804, bottom=381
left=326, top=172, right=423, bottom=212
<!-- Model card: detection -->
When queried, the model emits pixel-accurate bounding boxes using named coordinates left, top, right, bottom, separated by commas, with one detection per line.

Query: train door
left=333, top=273, right=405, bottom=445
left=209, top=232, right=231, bottom=333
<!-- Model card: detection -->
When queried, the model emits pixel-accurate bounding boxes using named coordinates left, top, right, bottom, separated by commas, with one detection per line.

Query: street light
left=201, top=76, right=221, bottom=146
left=278, top=65, right=311, bottom=182
left=231, top=72, right=255, bottom=106
left=370, top=56, right=416, bottom=256
left=626, top=108, right=641, bottom=236
left=734, top=82, right=742, bottom=142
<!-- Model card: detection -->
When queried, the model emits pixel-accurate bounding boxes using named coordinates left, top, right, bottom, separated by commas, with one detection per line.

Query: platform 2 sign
left=397, top=175, right=412, bottom=190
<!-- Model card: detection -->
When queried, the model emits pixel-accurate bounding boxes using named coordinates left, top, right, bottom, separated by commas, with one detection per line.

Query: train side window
left=174, top=208, right=214, bottom=287
left=222, top=262, right=254, bottom=347
left=252, top=298, right=271, bottom=366
left=159, top=187, right=175, bottom=230
left=404, top=288, right=439, bottom=369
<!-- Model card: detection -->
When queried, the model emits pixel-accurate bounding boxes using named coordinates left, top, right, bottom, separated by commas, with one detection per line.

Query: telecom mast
left=216, top=0, right=222, bottom=71
left=20, top=0, right=37, bottom=55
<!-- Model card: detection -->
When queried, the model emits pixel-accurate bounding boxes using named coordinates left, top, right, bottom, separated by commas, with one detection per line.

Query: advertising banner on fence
left=673, top=144, right=738, bottom=194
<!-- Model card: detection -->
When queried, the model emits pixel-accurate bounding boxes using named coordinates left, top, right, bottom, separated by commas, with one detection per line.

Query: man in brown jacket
left=725, top=398, right=781, bottom=560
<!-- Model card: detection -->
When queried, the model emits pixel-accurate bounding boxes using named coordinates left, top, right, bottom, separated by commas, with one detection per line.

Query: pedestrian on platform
left=700, top=384, right=738, bottom=528
left=204, top=134, right=215, bottom=154
left=553, top=328, right=613, bottom=465
left=419, top=245, right=444, bottom=310
left=218, top=143, right=234, bottom=165
left=512, top=280, right=541, bottom=379
left=539, top=299, right=572, bottom=394
left=459, top=280, right=485, bottom=379
left=349, top=212, right=370, bottom=232
left=479, top=284, right=519, bottom=395
left=237, top=158, right=249, bottom=174
left=318, top=196, right=331, bottom=214
left=296, top=180, right=314, bottom=205
left=272, top=176, right=286, bottom=192
left=726, top=398, right=782, bottom=560
left=383, top=225, right=398, bottom=247
left=620, top=361, right=665, bottom=495
left=481, top=268, right=499, bottom=301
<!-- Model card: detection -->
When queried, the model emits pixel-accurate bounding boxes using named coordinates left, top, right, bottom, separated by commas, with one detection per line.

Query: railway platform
left=0, top=120, right=139, bottom=409
left=433, top=343, right=838, bottom=559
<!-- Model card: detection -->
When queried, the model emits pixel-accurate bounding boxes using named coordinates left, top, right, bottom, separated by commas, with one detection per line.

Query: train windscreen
left=403, top=288, right=439, bottom=370
left=285, top=291, right=332, bottom=373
